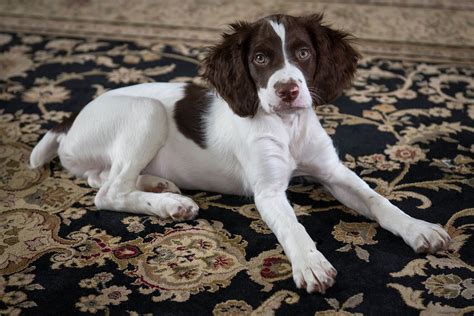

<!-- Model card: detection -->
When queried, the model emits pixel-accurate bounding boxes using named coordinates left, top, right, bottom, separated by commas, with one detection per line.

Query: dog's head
left=202, top=14, right=360, bottom=117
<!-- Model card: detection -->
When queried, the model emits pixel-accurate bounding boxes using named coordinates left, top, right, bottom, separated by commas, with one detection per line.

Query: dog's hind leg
left=89, top=171, right=181, bottom=194
left=92, top=96, right=198, bottom=221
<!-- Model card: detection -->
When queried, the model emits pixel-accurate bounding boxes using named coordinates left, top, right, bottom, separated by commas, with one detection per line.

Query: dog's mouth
left=273, top=101, right=309, bottom=113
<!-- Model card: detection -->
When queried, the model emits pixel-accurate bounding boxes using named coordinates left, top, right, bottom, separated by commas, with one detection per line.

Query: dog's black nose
left=275, top=82, right=299, bottom=102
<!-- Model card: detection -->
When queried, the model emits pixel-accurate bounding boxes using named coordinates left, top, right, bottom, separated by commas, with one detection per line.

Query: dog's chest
left=280, top=111, right=310, bottom=163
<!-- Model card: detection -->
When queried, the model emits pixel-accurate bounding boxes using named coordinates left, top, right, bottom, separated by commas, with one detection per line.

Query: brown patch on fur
left=202, top=22, right=259, bottom=117
left=174, top=84, right=212, bottom=148
left=143, top=182, right=167, bottom=193
left=51, top=112, right=79, bottom=134
left=302, top=14, right=360, bottom=104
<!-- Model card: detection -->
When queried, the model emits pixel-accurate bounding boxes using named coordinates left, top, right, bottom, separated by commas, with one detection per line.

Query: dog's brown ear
left=302, top=14, right=360, bottom=105
left=202, top=22, right=259, bottom=117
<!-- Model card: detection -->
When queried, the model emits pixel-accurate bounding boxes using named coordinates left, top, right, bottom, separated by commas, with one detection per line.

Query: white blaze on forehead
left=268, top=20, right=288, bottom=63
left=257, top=19, right=312, bottom=112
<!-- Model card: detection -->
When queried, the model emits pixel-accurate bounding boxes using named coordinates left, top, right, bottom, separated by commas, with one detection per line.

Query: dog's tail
left=29, top=112, right=78, bottom=169
left=29, top=131, right=61, bottom=168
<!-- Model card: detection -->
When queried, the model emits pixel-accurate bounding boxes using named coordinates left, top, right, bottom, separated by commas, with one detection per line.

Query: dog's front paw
left=292, top=249, right=337, bottom=294
left=403, top=219, right=451, bottom=254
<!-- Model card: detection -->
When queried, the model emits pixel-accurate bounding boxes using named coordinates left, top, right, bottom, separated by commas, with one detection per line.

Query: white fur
left=30, top=22, right=451, bottom=294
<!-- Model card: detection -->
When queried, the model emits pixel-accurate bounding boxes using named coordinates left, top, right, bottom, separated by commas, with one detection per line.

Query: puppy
left=30, top=14, right=450, bottom=293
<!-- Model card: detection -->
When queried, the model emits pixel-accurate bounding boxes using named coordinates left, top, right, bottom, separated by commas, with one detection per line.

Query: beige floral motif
left=389, top=209, right=474, bottom=313
left=430, top=155, right=473, bottom=175
left=19, top=113, right=40, bottom=123
left=107, top=67, right=148, bottom=84
left=445, top=101, right=464, bottom=110
left=394, top=89, right=417, bottom=100
left=2, top=291, right=27, bottom=305
left=376, top=96, right=397, bottom=104
left=75, top=294, right=106, bottom=314
left=0, top=52, right=33, bottom=80
left=0, top=210, right=85, bottom=275
left=75, top=42, right=109, bottom=52
left=249, top=219, right=271, bottom=234
left=61, top=207, right=87, bottom=225
left=213, top=290, right=299, bottom=316
left=418, top=86, right=436, bottom=95
left=213, top=299, right=252, bottom=316
left=7, top=273, right=35, bottom=287
left=100, top=285, right=131, bottom=305
left=0, top=266, right=43, bottom=314
left=123, top=54, right=141, bottom=64
left=349, top=95, right=371, bottom=103
left=332, top=221, right=377, bottom=246
left=20, top=124, right=40, bottom=134
left=333, top=221, right=378, bottom=262
left=427, top=94, right=444, bottom=104
left=0, top=142, right=48, bottom=191
left=316, top=293, right=364, bottom=316
left=93, top=272, right=114, bottom=284
left=247, top=246, right=292, bottom=292
left=122, top=215, right=173, bottom=232
left=357, top=153, right=400, bottom=175
left=0, top=121, right=22, bottom=142
left=424, top=274, right=473, bottom=300
left=78, top=194, right=96, bottom=206
left=79, top=278, right=98, bottom=289
left=53, top=220, right=247, bottom=302
left=122, top=216, right=146, bottom=233
left=136, top=220, right=247, bottom=302
left=385, top=144, right=426, bottom=164
left=22, top=85, right=70, bottom=104
left=316, top=104, right=340, bottom=114
left=372, top=103, right=396, bottom=113
left=41, top=110, right=70, bottom=122
left=428, top=107, right=451, bottom=118
left=17, top=177, right=91, bottom=213
left=362, top=110, right=383, bottom=121
left=0, top=112, right=14, bottom=123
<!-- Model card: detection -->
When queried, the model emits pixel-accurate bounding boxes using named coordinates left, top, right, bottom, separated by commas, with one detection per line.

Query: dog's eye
left=254, top=53, right=268, bottom=65
left=297, top=48, right=311, bottom=60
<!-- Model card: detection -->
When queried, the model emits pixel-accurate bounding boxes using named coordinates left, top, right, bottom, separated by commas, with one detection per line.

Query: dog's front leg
left=254, top=189, right=336, bottom=293
left=245, top=137, right=336, bottom=293
left=302, top=130, right=451, bottom=253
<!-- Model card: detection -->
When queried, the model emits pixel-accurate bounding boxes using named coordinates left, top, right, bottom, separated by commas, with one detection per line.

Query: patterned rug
left=1, top=2, right=474, bottom=315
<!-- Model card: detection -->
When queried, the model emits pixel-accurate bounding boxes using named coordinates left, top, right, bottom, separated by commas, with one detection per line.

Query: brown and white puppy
left=30, top=14, right=450, bottom=294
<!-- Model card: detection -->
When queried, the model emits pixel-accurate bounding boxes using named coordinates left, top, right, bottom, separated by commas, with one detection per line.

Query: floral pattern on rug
left=0, top=32, right=473, bottom=314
